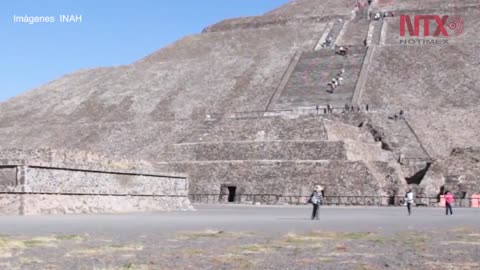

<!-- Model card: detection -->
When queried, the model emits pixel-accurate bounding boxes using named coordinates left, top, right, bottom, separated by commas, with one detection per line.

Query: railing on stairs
left=351, top=45, right=373, bottom=105
left=265, top=51, right=302, bottom=111
left=401, top=117, right=433, bottom=162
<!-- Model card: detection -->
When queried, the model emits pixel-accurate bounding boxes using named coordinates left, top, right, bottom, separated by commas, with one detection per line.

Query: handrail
left=402, top=117, right=433, bottom=161
left=264, top=51, right=302, bottom=111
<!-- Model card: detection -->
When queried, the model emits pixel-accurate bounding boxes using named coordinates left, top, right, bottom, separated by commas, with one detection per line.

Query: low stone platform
left=0, top=149, right=193, bottom=215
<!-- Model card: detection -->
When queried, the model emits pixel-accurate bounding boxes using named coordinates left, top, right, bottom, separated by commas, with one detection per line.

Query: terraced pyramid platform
left=1, top=0, right=479, bottom=206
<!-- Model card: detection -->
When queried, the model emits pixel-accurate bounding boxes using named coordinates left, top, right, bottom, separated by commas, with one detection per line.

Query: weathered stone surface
left=367, top=113, right=430, bottom=159
left=23, top=167, right=187, bottom=196
left=0, top=167, right=16, bottom=186
left=324, top=119, right=372, bottom=143
left=0, top=194, right=193, bottom=215
left=362, top=44, right=480, bottom=112
left=156, top=160, right=389, bottom=197
left=0, top=149, right=192, bottom=215
left=406, top=109, right=480, bottom=158
left=0, top=148, right=156, bottom=173
left=421, top=148, right=480, bottom=197
left=181, top=115, right=330, bottom=143
left=0, top=0, right=478, bottom=203
left=164, top=141, right=347, bottom=162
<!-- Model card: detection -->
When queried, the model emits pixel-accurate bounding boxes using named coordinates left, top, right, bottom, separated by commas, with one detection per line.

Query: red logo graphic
left=447, top=16, right=464, bottom=36
left=400, top=15, right=464, bottom=37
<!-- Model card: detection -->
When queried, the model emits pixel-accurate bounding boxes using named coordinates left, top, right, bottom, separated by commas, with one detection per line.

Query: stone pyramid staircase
left=272, top=45, right=368, bottom=109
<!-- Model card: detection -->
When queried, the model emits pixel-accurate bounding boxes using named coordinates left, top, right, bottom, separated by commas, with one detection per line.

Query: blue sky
left=0, top=0, right=289, bottom=101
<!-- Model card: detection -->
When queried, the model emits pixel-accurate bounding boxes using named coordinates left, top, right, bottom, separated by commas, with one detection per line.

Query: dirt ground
left=0, top=205, right=479, bottom=269
left=1, top=227, right=479, bottom=269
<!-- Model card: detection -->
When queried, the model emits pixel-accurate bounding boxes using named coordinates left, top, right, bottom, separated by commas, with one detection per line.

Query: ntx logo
left=400, top=15, right=464, bottom=37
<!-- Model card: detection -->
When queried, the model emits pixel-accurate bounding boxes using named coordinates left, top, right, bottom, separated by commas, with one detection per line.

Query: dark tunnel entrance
left=227, top=186, right=237, bottom=202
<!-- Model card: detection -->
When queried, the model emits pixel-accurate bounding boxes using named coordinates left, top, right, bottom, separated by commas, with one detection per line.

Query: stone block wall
left=421, top=148, right=480, bottom=198
left=345, top=141, right=392, bottom=162
left=163, top=141, right=347, bottom=162
left=0, top=167, right=16, bottom=186
left=0, top=149, right=193, bottom=215
left=324, top=119, right=373, bottom=143
left=22, top=167, right=187, bottom=196
left=181, top=115, right=329, bottom=143
left=156, top=160, right=388, bottom=200
left=0, top=194, right=191, bottom=215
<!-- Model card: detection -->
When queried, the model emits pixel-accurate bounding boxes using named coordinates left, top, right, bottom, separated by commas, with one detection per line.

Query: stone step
left=304, top=45, right=367, bottom=58
left=160, top=141, right=347, bottom=162
left=181, top=116, right=329, bottom=143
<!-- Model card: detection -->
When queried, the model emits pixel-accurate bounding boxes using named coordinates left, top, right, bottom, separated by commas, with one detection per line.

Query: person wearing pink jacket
left=445, top=191, right=454, bottom=215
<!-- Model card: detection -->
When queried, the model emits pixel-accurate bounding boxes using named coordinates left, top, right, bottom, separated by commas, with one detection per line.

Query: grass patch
left=23, top=237, right=59, bottom=248
left=341, top=232, right=374, bottom=240
left=23, top=240, right=45, bottom=247
left=426, top=262, right=480, bottom=270
left=441, top=241, right=480, bottom=246
left=371, top=238, right=385, bottom=245
left=296, top=257, right=334, bottom=265
left=92, top=263, right=150, bottom=270
left=283, top=231, right=375, bottom=245
left=355, top=264, right=378, bottom=270
left=177, top=230, right=252, bottom=240
left=183, top=248, right=204, bottom=255
left=240, top=244, right=271, bottom=254
left=394, top=231, right=428, bottom=252
left=210, top=254, right=253, bottom=270
left=18, top=257, right=44, bottom=265
left=283, top=231, right=333, bottom=244
left=119, top=262, right=149, bottom=270
left=67, top=244, right=143, bottom=256
left=0, top=236, right=59, bottom=257
left=54, top=234, right=83, bottom=241
left=450, top=226, right=475, bottom=233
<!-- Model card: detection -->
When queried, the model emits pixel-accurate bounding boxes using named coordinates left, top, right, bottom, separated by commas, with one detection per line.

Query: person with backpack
left=309, top=185, right=323, bottom=220
left=405, top=189, right=414, bottom=215
left=445, top=191, right=454, bottom=215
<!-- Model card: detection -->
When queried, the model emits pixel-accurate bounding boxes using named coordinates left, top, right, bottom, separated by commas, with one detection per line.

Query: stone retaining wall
left=156, top=160, right=388, bottom=198
left=0, top=194, right=192, bottom=215
left=0, top=149, right=193, bottom=215
left=163, top=141, right=347, bottom=162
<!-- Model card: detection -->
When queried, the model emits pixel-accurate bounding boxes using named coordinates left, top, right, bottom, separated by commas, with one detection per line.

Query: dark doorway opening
left=388, top=196, right=396, bottom=206
left=437, top=186, right=445, bottom=202
left=227, top=186, right=237, bottom=202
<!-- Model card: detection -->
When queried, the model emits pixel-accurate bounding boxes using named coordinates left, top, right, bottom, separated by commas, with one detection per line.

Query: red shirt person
left=444, top=191, right=454, bottom=215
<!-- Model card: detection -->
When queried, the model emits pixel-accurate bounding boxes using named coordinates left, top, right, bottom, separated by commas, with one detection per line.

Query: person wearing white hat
left=309, top=185, right=324, bottom=220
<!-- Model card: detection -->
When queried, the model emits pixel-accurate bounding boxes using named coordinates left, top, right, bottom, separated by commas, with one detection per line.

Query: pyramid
left=1, top=0, right=479, bottom=205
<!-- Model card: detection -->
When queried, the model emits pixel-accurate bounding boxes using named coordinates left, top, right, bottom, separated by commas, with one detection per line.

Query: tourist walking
left=445, top=191, right=454, bottom=215
left=405, top=189, right=414, bottom=215
left=309, top=185, right=323, bottom=220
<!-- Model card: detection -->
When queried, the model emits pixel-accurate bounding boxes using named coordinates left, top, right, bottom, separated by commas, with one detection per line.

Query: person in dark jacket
left=309, top=185, right=323, bottom=220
